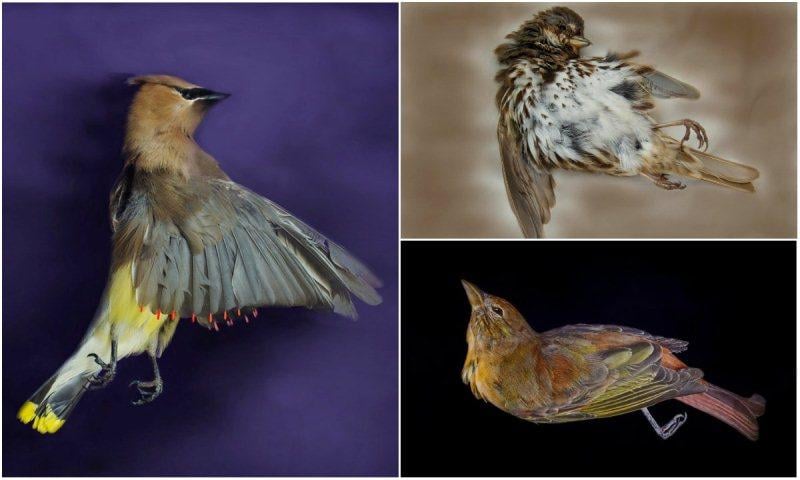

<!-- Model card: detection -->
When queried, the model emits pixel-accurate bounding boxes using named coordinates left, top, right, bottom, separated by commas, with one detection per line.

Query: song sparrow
left=495, top=7, right=759, bottom=237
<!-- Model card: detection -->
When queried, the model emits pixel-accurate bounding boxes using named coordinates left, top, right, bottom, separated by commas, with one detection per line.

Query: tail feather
left=693, top=169, right=755, bottom=193
left=664, top=138, right=760, bottom=192
left=677, top=383, right=765, bottom=441
left=18, top=339, right=105, bottom=434
left=18, top=374, right=88, bottom=434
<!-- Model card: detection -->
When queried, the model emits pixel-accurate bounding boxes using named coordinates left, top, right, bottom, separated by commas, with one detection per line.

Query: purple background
left=3, top=3, right=397, bottom=476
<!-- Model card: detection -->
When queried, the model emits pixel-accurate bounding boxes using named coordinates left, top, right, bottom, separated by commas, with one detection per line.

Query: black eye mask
left=172, top=87, right=216, bottom=101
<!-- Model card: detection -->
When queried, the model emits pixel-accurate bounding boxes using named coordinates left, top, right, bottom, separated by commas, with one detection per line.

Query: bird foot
left=129, top=378, right=163, bottom=405
left=653, top=118, right=709, bottom=151
left=86, top=353, right=116, bottom=389
left=642, top=407, right=687, bottom=440
left=678, top=119, right=708, bottom=151
left=643, top=173, right=686, bottom=190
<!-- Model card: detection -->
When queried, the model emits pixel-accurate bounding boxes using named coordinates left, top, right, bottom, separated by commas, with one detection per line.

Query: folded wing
left=532, top=331, right=705, bottom=422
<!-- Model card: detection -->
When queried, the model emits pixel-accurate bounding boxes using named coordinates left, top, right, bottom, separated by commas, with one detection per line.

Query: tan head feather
left=123, top=74, right=229, bottom=175
left=126, top=74, right=200, bottom=89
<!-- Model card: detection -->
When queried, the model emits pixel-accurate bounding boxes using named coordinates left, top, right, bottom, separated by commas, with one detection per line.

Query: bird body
left=501, top=57, right=656, bottom=176
left=461, top=281, right=765, bottom=440
left=18, top=74, right=381, bottom=434
left=496, top=7, right=760, bottom=237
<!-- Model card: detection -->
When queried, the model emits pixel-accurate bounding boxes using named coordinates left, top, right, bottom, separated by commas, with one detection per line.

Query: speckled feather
left=495, top=7, right=760, bottom=237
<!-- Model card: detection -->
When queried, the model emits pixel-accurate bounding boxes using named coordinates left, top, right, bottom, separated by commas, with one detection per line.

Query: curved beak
left=569, top=36, right=591, bottom=48
left=461, top=280, right=485, bottom=309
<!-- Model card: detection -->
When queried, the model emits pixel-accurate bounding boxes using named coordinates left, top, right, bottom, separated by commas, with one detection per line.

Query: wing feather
left=532, top=333, right=704, bottom=423
left=498, top=112, right=556, bottom=238
left=640, top=69, right=700, bottom=100
left=121, top=178, right=381, bottom=325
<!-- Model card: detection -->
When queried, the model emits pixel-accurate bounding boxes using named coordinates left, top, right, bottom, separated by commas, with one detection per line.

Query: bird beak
left=568, top=36, right=591, bottom=48
left=199, top=90, right=231, bottom=104
left=461, top=280, right=485, bottom=309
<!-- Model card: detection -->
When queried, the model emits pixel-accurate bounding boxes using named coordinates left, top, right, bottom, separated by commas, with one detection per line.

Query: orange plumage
left=461, top=280, right=765, bottom=440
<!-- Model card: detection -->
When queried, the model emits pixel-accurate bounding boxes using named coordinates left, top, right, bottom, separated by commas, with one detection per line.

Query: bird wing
left=554, top=323, right=689, bottom=353
left=592, top=52, right=700, bottom=100
left=497, top=110, right=556, bottom=238
left=639, top=69, right=700, bottom=100
left=113, top=176, right=381, bottom=327
left=528, top=331, right=704, bottom=423
left=109, top=164, right=135, bottom=233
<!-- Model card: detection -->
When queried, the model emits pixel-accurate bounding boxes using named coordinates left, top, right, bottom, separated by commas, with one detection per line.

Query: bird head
left=508, top=7, right=590, bottom=58
left=461, top=280, right=532, bottom=339
left=125, top=75, right=230, bottom=141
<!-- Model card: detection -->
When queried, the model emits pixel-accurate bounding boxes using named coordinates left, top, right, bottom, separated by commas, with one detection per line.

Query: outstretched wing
left=595, top=52, right=700, bottom=100
left=114, top=176, right=381, bottom=326
left=525, top=330, right=704, bottom=423
left=497, top=111, right=556, bottom=238
left=639, top=69, right=700, bottom=100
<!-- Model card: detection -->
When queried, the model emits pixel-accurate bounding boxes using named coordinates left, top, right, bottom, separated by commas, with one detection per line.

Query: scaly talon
left=652, top=119, right=710, bottom=152
left=642, top=407, right=688, bottom=440
left=643, top=173, right=686, bottom=191
left=129, top=379, right=163, bottom=405
left=130, top=353, right=163, bottom=405
left=678, top=119, right=708, bottom=151
left=86, top=350, right=116, bottom=389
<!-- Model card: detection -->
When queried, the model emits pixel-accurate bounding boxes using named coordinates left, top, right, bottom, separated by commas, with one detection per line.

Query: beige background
left=402, top=3, right=796, bottom=238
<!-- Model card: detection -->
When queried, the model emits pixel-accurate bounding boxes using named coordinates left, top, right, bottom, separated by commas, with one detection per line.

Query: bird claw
left=647, top=173, right=686, bottom=191
left=658, top=412, right=688, bottom=439
left=678, top=119, right=709, bottom=152
left=642, top=407, right=687, bottom=440
left=87, top=353, right=116, bottom=389
left=129, top=379, right=163, bottom=405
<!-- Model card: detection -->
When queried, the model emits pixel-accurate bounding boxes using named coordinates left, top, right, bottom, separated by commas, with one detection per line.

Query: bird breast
left=469, top=341, right=554, bottom=416
left=507, top=59, right=657, bottom=175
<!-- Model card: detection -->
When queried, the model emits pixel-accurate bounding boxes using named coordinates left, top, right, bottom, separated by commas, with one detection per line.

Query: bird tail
left=677, top=383, right=765, bottom=441
left=668, top=141, right=760, bottom=193
left=17, top=334, right=109, bottom=434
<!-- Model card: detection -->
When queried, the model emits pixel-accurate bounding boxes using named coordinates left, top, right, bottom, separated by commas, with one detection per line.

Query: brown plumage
left=461, top=281, right=765, bottom=440
left=495, top=7, right=760, bottom=237
left=18, top=74, right=381, bottom=433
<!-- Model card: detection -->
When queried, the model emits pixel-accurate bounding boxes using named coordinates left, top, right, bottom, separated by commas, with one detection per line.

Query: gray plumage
left=116, top=173, right=381, bottom=325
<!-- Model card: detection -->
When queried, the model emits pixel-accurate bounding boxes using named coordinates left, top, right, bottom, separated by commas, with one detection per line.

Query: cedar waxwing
left=18, top=74, right=382, bottom=434
left=461, top=281, right=765, bottom=440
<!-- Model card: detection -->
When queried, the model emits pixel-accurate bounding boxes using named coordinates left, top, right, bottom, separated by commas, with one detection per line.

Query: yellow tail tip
left=17, top=401, right=37, bottom=423
left=18, top=402, right=65, bottom=434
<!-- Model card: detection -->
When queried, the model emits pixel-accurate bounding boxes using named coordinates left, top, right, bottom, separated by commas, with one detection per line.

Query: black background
left=401, top=241, right=796, bottom=476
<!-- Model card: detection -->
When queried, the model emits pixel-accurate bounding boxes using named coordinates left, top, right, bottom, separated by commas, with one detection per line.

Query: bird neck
left=123, top=127, right=199, bottom=175
left=123, top=94, right=211, bottom=175
left=469, top=318, right=539, bottom=350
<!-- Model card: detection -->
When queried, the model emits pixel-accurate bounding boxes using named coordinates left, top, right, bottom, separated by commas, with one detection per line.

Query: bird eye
left=491, top=306, right=504, bottom=316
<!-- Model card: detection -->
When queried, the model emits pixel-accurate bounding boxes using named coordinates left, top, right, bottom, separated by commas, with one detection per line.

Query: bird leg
left=652, top=119, right=709, bottom=151
left=87, top=339, right=117, bottom=389
left=641, top=173, right=686, bottom=190
left=641, top=407, right=688, bottom=439
left=129, top=353, right=163, bottom=406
